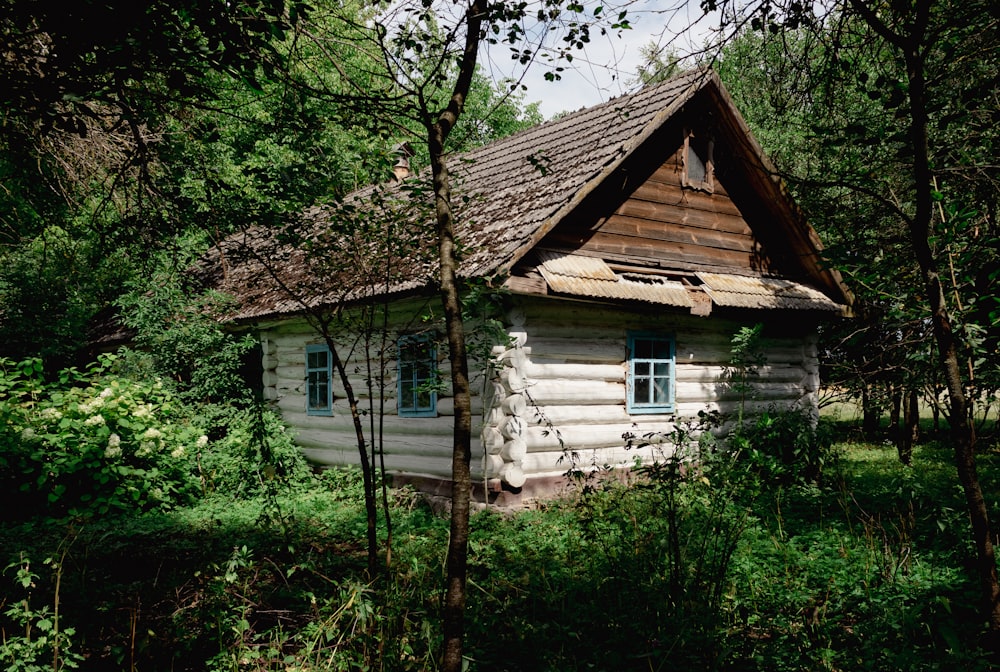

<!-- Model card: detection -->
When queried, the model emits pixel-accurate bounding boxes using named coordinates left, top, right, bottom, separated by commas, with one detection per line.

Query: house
left=202, top=68, right=852, bottom=504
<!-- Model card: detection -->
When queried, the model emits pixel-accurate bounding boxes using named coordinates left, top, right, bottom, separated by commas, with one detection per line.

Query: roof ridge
left=455, top=66, right=713, bottom=162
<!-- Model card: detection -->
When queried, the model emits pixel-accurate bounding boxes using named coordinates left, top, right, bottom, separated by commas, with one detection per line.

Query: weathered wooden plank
left=611, top=200, right=751, bottom=237
left=629, top=180, right=742, bottom=217
left=545, top=229, right=755, bottom=270
left=646, top=160, right=732, bottom=198
left=600, top=213, right=753, bottom=253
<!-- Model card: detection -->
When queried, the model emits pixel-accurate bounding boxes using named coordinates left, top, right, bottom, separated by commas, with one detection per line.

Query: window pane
left=309, top=377, right=329, bottom=409
left=400, top=380, right=414, bottom=409
left=634, top=378, right=650, bottom=405
left=634, top=361, right=650, bottom=378
left=653, top=378, right=669, bottom=404
left=416, top=361, right=432, bottom=384
left=653, top=362, right=669, bottom=377
left=687, top=147, right=706, bottom=183
left=634, top=338, right=652, bottom=359
left=417, top=389, right=432, bottom=409
left=652, top=339, right=670, bottom=360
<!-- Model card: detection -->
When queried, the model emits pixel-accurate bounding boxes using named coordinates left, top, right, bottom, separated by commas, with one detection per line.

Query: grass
left=2, top=423, right=999, bottom=671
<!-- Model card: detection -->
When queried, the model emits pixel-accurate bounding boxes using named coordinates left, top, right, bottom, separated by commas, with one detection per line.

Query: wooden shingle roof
left=203, top=68, right=851, bottom=322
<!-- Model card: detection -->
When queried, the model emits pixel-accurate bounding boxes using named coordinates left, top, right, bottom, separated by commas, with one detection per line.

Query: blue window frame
left=305, top=344, right=333, bottom=416
left=627, top=332, right=675, bottom=414
left=397, top=335, right=437, bottom=417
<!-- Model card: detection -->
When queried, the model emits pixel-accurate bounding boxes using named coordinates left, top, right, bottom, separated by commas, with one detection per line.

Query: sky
left=479, top=0, right=720, bottom=119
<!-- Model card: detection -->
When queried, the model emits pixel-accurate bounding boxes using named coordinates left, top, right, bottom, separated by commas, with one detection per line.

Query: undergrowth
left=1, top=438, right=997, bottom=671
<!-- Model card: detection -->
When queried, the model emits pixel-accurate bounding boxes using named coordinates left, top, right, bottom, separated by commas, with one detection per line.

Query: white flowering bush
left=1, top=355, right=205, bottom=518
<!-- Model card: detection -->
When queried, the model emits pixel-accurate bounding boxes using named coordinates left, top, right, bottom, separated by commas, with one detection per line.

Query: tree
left=703, top=0, right=1000, bottom=646
left=274, top=3, right=634, bottom=668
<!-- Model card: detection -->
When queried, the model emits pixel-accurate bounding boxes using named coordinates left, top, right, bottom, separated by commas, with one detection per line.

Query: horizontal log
left=519, top=338, right=626, bottom=362
left=676, top=364, right=808, bottom=384
left=519, top=403, right=629, bottom=426
left=516, top=444, right=670, bottom=477
left=273, top=388, right=482, bottom=418
left=501, top=463, right=526, bottom=488
left=553, top=230, right=755, bottom=270
left=602, top=211, right=753, bottom=250
left=482, top=426, right=504, bottom=454
left=281, top=407, right=454, bottom=434
left=518, top=378, right=624, bottom=405
left=626, top=180, right=743, bottom=218
left=294, top=428, right=464, bottom=458
left=502, top=437, right=528, bottom=462
left=676, top=380, right=807, bottom=403
left=522, top=361, right=625, bottom=382
left=520, top=421, right=681, bottom=452
left=302, top=449, right=488, bottom=480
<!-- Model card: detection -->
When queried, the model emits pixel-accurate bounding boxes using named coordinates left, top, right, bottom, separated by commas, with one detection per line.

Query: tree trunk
left=892, top=1, right=1000, bottom=641
left=861, top=383, right=879, bottom=437
left=889, top=385, right=901, bottom=441
left=898, top=389, right=918, bottom=466
left=428, top=3, right=487, bottom=670
left=845, top=0, right=1000, bottom=641
left=326, top=333, right=379, bottom=577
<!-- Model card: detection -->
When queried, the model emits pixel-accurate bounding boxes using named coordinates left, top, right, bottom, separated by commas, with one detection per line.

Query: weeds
left=0, top=438, right=996, bottom=671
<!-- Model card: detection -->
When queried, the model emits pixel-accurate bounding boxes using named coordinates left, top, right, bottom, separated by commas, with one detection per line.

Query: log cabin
left=201, top=68, right=852, bottom=505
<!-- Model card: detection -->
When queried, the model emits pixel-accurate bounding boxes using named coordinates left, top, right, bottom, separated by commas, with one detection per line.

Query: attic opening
left=618, top=271, right=690, bottom=286
left=681, top=128, right=714, bottom=193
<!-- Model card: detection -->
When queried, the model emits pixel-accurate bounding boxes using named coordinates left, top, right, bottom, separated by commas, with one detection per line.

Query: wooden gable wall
left=541, top=143, right=776, bottom=276
left=520, top=88, right=836, bottom=289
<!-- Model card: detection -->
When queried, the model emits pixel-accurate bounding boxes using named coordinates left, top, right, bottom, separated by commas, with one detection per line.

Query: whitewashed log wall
left=257, top=296, right=821, bottom=492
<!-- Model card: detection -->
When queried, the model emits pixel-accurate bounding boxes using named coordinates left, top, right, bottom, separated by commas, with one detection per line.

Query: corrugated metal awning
left=696, top=272, right=842, bottom=312
left=537, top=252, right=693, bottom=307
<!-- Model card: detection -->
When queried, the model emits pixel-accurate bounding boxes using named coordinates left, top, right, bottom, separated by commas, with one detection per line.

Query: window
left=627, top=332, right=675, bottom=414
left=681, top=130, right=714, bottom=193
left=397, top=335, right=437, bottom=417
left=306, top=344, right=333, bottom=416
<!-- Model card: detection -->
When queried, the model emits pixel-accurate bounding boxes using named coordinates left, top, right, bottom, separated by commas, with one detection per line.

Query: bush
left=736, top=407, right=838, bottom=486
left=0, top=355, right=205, bottom=519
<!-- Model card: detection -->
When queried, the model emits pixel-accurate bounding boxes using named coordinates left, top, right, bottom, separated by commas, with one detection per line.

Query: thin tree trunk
left=326, top=334, right=379, bottom=577
left=889, top=385, right=901, bottom=441
left=428, top=3, right=486, bottom=670
left=846, top=0, right=1000, bottom=641
left=861, top=383, right=879, bottom=436
left=899, top=389, right=918, bottom=466
left=895, top=2, right=1000, bottom=640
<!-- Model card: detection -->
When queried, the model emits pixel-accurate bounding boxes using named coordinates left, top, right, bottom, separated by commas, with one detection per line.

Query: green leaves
left=0, top=357, right=206, bottom=520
